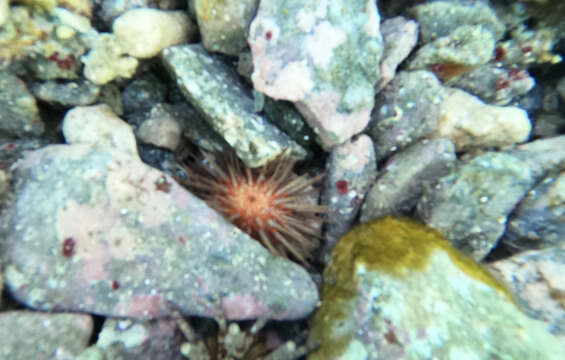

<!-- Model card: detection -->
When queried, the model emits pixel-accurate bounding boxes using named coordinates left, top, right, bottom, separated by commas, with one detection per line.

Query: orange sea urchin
left=179, top=150, right=328, bottom=264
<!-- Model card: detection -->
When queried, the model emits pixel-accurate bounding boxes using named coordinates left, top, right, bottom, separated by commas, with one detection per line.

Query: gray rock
left=532, top=113, right=565, bottom=138
left=0, top=72, right=44, bottom=137
left=488, top=247, right=565, bottom=339
left=194, top=0, right=259, bottom=56
left=417, top=136, right=565, bottom=261
left=1, top=144, right=319, bottom=321
left=320, top=134, right=377, bottom=261
left=369, top=70, right=446, bottom=160
left=503, top=171, right=565, bottom=251
left=31, top=80, right=101, bottom=107
left=308, top=218, right=564, bottom=359
left=161, top=44, right=306, bottom=168
left=0, top=311, right=93, bottom=360
left=248, top=0, right=383, bottom=149
left=407, top=25, right=496, bottom=75
left=409, top=0, right=505, bottom=43
left=361, top=139, right=456, bottom=222
left=122, top=73, right=167, bottom=114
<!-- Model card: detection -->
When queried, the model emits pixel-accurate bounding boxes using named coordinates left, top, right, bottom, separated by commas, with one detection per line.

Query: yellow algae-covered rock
left=308, top=217, right=565, bottom=360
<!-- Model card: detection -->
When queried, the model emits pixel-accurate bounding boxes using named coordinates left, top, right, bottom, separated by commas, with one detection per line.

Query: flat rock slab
left=1, top=144, right=318, bottom=320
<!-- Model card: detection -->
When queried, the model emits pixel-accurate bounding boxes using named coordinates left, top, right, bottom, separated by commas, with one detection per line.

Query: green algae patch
left=309, top=217, right=513, bottom=359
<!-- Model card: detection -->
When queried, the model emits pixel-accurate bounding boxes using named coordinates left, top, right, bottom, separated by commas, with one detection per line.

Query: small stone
left=361, top=139, right=456, bottom=222
left=63, top=104, right=139, bottom=157
left=161, top=44, right=306, bottom=168
left=431, top=88, right=531, bottom=152
left=0, top=72, right=45, bottom=137
left=321, top=134, right=377, bottom=260
left=31, top=80, right=101, bottom=107
left=113, top=9, right=196, bottom=59
left=137, top=112, right=182, bottom=151
left=194, top=0, right=259, bottom=56
left=81, top=33, right=138, bottom=84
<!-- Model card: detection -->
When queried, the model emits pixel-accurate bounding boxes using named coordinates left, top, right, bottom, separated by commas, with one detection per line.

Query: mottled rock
left=31, top=80, right=101, bottom=107
left=113, top=9, right=195, bottom=59
left=557, top=76, right=565, bottom=103
left=378, top=16, right=418, bottom=90
left=137, top=111, right=182, bottom=151
left=361, top=139, right=456, bottom=222
left=0, top=311, right=93, bottom=360
left=369, top=70, right=445, bottom=160
left=88, top=318, right=184, bottom=360
left=2, top=145, right=318, bottom=320
left=161, top=44, right=306, bottom=168
left=0, top=72, right=44, bottom=137
left=122, top=73, right=167, bottom=114
left=417, top=136, right=565, bottom=261
left=0, top=0, right=8, bottom=27
left=503, top=171, right=565, bottom=251
left=321, top=134, right=377, bottom=261
left=450, top=65, right=535, bottom=105
left=309, top=218, right=564, bottom=360
left=249, top=0, right=383, bottom=148
left=194, top=0, right=259, bottom=56
left=82, top=33, right=139, bottom=84
left=62, top=104, right=139, bottom=157
left=488, top=247, right=565, bottom=339
left=409, top=1, right=505, bottom=43
left=0, top=138, right=48, bottom=171
left=432, top=88, right=531, bottom=152
left=407, top=25, right=496, bottom=78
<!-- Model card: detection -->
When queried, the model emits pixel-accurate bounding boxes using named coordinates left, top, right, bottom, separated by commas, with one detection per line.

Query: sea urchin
left=179, top=150, right=328, bottom=264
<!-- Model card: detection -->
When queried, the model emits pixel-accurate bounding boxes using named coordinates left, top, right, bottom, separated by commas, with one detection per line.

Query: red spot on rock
left=6, top=143, right=15, bottom=151
left=62, top=237, right=76, bottom=257
left=154, top=176, right=171, bottom=193
left=521, top=46, right=533, bottom=53
left=265, top=30, right=272, bottom=41
left=48, top=52, right=59, bottom=62
left=495, top=77, right=510, bottom=91
left=47, top=52, right=76, bottom=70
left=178, top=236, right=186, bottom=244
left=494, top=46, right=505, bottom=62
left=112, top=280, right=120, bottom=290
left=336, top=180, right=348, bottom=195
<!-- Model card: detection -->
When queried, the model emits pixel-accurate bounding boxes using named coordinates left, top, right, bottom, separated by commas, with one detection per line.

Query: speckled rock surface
left=503, top=171, right=565, bottom=251
left=0, top=72, right=45, bottom=137
left=31, top=80, right=102, bottom=107
left=194, top=0, right=259, bottom=56
left=409, top=1, right=505, bottom=43
left=122, top=73, right=167, bottom=114
left=488, top=247, right=565, bottom=340
left=248, top=0, right=383, bottom=149
left=407, top=25, right=496, bottom=76
left=361, top=139, right=456, bottom=223
left=0, top=311, right=93, bottom=360
left=417, top=136, right=565, bottom=261
left=321, top=134, right=377, bottom=261
left=308, top=218, right=565, bottom=360
left=136, top=109, right=182, bottom=151
left=161, top=44, right=306, bottom=168
left=0, top=144, right=318, bottom=320
left=62, top=104, right=139, bottom=157
left=369, top=70, right=446, bottom=160
left=432, top=88, right=532, bottom=151
left=82, top=318, right=184, bottom=360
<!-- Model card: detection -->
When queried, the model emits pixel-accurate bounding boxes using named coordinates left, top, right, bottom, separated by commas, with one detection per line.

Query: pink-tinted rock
left=2, top=144, right=318, bottom=321
left=248, top=0, right=383, bottom=149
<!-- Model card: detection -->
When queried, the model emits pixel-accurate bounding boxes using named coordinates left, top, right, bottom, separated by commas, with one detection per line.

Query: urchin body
left=180, top=151, right=327, bottom=264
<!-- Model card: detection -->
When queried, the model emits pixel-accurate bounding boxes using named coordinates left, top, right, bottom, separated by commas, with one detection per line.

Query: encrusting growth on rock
left=178, top=150, right=328, bottom=265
